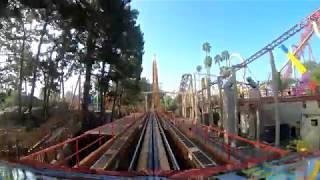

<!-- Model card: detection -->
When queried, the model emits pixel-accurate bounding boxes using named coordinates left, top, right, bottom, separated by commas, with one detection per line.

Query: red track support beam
left=76, top=140, right=79, bottom=167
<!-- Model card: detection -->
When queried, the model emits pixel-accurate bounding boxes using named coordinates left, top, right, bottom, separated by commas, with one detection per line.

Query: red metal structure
left=19, top=112, right=288, bottom=178
left=282, top=10, right=320, bottom=80
left=236, top=8, right=320, bottom=69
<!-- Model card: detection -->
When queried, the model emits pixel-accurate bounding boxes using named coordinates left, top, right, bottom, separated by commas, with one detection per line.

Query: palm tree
left=196, top=65, right=202, bottom=73
left=202, top=42, right=211, bottom=56
left=204, top=56, right=213, bottom=75
left=202, top=42, right=212, bottom=73
left=214, top=54, right=222, bottom=68
left=202, top=42, right=213, bottom=125
left=221, top=50, right=230, bottom=67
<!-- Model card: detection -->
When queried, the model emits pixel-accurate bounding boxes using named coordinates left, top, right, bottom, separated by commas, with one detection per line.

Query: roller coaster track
left=161, top=117, right=218, bottom=168
left=20, top=112, right=289, bottom=178
left=236, top=8, right=320, bottom=69
left=130, top=112, right=178, bottom=172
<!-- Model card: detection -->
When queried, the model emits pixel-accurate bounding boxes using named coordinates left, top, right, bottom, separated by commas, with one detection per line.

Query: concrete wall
left=260, top=102, right=302, bottom=127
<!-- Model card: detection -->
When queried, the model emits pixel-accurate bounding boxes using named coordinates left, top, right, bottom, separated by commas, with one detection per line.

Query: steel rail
left=155, top=114, right=180, bottom=170
left=151, top=115, right=159, bottom=170
left=135, top=113, right=171, bottom=172
left=164, top=117, right=217, bottom=167
left=128, top=114, right=149, bottom=171
left=147, top=115, right=155, bottom=170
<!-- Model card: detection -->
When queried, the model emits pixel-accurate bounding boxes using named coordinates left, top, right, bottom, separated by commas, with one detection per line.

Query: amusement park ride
left=179, top=7, right=320, bottom=128
left=4, top=7, right=320, bottom=180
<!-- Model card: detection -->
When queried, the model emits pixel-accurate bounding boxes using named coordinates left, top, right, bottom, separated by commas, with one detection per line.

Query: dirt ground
left=0, top=111, right=82, bottom=160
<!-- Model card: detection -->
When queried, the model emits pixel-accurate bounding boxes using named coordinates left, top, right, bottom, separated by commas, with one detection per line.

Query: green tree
left=28, top=8, right=51, bottom=116
left=100, top=1, right=144, bottom=120
left=214, top=54, right=222, bottom=68
left=304, top=61, right=318, bottom=72
left=196, top=65, right=202, bottom=73
left=0, top=2, right=35, bottom=118
left=202, top=42, right=213, bottom=124
left=161, top=95, right=177, bottom=112
left=0, top=0, right=144, bottom=129
left=221, top=50, right=230, bottom=67
left=202, top=42, right=211, bottom=56
left=202, top=42, right=212, bottom=74
left=204, top=56, right=213, bottom=74
left=310, top=64, right=320, bottom=86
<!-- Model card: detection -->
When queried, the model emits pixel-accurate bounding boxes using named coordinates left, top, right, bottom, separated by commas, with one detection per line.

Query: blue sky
left=131, top=0, right=320, bottom=92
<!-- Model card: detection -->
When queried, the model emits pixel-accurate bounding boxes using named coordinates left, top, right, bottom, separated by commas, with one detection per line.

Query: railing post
left=202, top=127, right=205, bottom=144
left=112, top=121, right=114, bottom=137
left=228, top=135, right=231, bottom=161
left=76, top=140, right=79, bottom=167
left=44, top=152, right=48, bottom=163
left=99, top=130, right=101, bottom=146
left=206, top=126, right=209, bottom=144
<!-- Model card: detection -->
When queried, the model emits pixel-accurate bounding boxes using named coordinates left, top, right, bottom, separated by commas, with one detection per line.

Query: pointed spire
left=152, top=54, right=160, bottom=111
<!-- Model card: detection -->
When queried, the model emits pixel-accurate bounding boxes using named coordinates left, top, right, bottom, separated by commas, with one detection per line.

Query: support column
left=182, top=94, right=186, bottom=118
left=223, top=73, right=236, bottom=140
left=207, top=76, right=212, bottom=125
left=145, top=94, right=148, bottom=112
left=256, top=109, right=260, bottom=142
left=232, top=67, right=239, bottom=135
left=189, top=75, right=195, bottom=120
left=193, top=73, right=198, bottom=122
left=218, top=76, right=223, bottom=127
left=269, top=51, right=280, bottom=147
left=256, top=83, right=262, bottom=142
